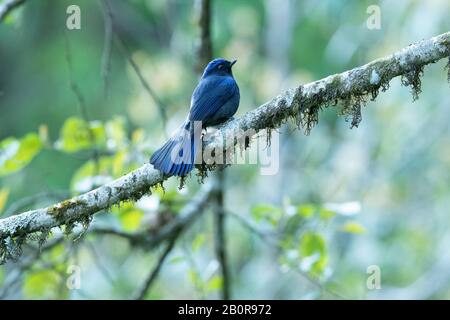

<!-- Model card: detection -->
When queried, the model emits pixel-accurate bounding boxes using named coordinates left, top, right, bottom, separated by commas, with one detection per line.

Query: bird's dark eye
left=218, top=65, right=223, bottom=69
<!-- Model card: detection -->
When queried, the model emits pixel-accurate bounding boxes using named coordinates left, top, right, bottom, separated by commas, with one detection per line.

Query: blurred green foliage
left=0, top=0, right=449, bottom=300
left=0, top=133, right=42, bottom=176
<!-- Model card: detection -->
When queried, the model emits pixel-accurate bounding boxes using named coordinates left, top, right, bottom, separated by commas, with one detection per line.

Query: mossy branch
left=1, top=31, right=449, bottom=262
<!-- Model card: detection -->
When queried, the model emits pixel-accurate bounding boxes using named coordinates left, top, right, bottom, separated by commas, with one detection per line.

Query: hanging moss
left=26, top=228, right=51, bottom=249
left=196, top=163, right=209, bottom=183
left=401, top=66, right=424, bottom=101
left=0, top=234, right=26, bottom=264
left=338, top=95, right=365, bottom=129
left=293, top=75, right=373, bottom=133
left=0, top=239, right=7, bottom=264
left=47, top=199, right=88, bottom=222
left=178, top=175, right=187, bottom=190
left=155, top=181, right=166, bottom=193
left=446, top=56, right=450, bottom=83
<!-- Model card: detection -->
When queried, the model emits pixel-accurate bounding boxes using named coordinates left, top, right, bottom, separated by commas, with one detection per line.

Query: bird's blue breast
left=189, top=75, right=240, bottom=127
left=205, top=87, right=239, bottom=126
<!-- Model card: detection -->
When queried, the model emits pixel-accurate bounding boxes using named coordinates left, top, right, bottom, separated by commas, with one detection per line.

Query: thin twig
left=115, top=35, right=168, bottom=136
left=227, top=210, right=277, bottom=243
left=98, top=0, right=168, bottom=133
left=211, top=173, right=229, bottom=298
left=85, top=240, right=116, bottom=285
left=212, top=171, right=230, bottom=299
left=64, top=34, right=90, bottom=122
left=133, top=231, right=180, bottom=300
left=194, top=0, right=213, bottom=74
left=99, top=0, right=114, bottom=97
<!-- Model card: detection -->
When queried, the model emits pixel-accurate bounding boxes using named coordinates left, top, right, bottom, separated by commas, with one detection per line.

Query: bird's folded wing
left=189, top=76, right=237, bottom=122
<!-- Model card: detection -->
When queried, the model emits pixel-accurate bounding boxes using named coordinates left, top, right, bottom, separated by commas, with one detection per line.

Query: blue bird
left=150, top=58, right=240, bottom=176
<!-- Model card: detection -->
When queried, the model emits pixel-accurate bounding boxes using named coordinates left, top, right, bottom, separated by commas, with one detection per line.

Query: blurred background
left=0, top=0, right=449, bottom=299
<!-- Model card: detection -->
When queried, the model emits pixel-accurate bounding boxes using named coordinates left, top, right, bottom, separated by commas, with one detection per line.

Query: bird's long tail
left=150, top=120, right=198, bottom=176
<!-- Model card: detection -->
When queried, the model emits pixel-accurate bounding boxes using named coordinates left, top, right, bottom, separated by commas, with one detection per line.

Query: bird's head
left=201, top=58, right=237, bottom=78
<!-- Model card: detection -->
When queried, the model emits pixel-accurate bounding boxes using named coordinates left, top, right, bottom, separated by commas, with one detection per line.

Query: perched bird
left=150, top=58, right=240, bottom=176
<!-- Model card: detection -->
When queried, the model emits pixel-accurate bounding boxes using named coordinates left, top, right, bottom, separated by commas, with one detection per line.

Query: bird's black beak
left=230, top=59, right=237, bottom=67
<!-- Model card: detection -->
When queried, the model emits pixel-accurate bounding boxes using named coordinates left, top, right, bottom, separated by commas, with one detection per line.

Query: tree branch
left=1, top=31, right=449, bottom=261
left=212, top=169, right=231, bottom=299
left=91, top=181, right=216, bottom=249
left=133, top=230, right=180, bottom=300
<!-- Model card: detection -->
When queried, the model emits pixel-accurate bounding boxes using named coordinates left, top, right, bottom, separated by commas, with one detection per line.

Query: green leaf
left=251, top=204, right=283, bottom=226
left=3, top=14, right=16, bottom=25
left=70, top=157, right=114, bottom=192
left=90, top=121, right=107, bottom=146
left=56, top=117, right=105, bottom=152
left=105, top=117, right=127, bottom=149
left=340, top=221, right=366, bottom=234
left=56, top=117, right=91, bottom=152
left=112, top=151, right=126, bottom=177
left=153, top=184, right=179, bottom=203
left=187, top=269, right=202, bottom=288
left=49, top=243, right=65, bottom=261
left=283, top=214, right=303, bottom=236
left=119, top=209, right=144, bottom=231
left=2, top=5, right=24, bottom=25
left=206, top=275, right=223, bottom=292
left=297, top=204, right=315, bottom=218
left=131, top=128, right=145, bottom=145
left=318, top=207, right=336, bottom=220
left=23, top=270, right=61, bottom=299
left=299, top=232, right=328, bottom=275
left=38, top=124, right=49, bottom=144
left=111, top=201, right=134, bottom=214
left=0, top=188, right=9, bottom=214
left=0, top=133, right=42, bottom=176
left=191, top=234, right=206, bottom=252
left=111, top=151, right=139, bottom=178
left=169, top=256, right=185, bottom=265
left=300, top=232, right=325, bottom=256
left=112, top=202, right=144, bottom=232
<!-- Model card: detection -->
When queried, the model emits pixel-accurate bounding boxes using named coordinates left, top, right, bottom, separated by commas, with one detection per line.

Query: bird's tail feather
left=150, top=121, right=196, bottom=176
